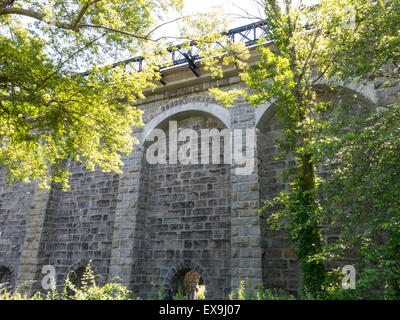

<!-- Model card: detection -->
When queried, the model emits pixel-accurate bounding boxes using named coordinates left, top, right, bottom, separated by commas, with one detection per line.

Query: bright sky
left=11, top=0, right=267, bottom=71
left=181, top=0, right=266, bottom=29
left=180, top=0, right=319, bottom=28
left=14, top=0, right=316, bottom=69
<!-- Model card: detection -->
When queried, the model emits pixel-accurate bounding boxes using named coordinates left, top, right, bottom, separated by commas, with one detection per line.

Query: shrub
left=0, top=261, right=134, bottom=300
left=229, top=281, right=296, bottom=300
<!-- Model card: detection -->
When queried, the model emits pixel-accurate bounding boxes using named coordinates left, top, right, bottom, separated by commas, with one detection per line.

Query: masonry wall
left=110, top=85, right=263, bottom=299
left=135, top=115, right=232, bottom=299
left=257, top=112, right=301, bottom=297
left=28, top=161, right=120, bottom=291
left=0, top=64, right=399, bottom=298
left=0, top=170, right=36, bottom=289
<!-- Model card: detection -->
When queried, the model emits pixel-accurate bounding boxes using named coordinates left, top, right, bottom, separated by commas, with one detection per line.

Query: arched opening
left=255, top=85, right=375, bottom=296
left=170, top=269, right=205, bottom=300
left=68, top=266, right=86, bottom=289
left=66, top=266, right=87, bottom=296
left=132, top=107, right=232, bottom=299
left=140, top=103, right=231, bottom=145
left=0, top=266, right=14, bottom=291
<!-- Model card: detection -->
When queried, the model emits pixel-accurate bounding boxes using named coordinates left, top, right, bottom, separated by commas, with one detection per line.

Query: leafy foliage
left=229, top=281, right=296, bottom=300
left=148, top=281, right=165, bottom=300
left=0, top=0, right=233, bottom=188
left=318, top=0, right=400, bottom=80
left=209, top=0, right=400, bottom=299
left=211, top=0, right=337, bottom=298
left=172, top=285, right=187, bottom=300
left=0, top=261, right=134, bottom=300
left=317, top=104, right=400, bottom=299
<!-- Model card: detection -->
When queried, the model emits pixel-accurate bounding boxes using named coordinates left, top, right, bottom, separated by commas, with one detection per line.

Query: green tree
left=210, top=0, right=335, bottom=298
left=0, top=0, right=228, bottom=188
left=317, top=103, right=400, bottom=299
left=314, top=0, right=400, bottom=299
left=319, top=0, right=400, bottom=81
left=208, top=0, right=399, bottom=298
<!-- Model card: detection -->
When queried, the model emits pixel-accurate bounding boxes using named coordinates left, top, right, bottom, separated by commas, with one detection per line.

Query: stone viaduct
left=0, top=22, right=398, bottom=299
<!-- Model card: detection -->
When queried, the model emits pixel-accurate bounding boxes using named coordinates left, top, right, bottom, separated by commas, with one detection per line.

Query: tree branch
left=298, top=28, right=320, bottom=85
left=77, top=23, right=151, bottom=41
left=38, top=32, right=107, bottom=89
left=0, top=7, right=71, bottom=29
left=144, top=16, right=184, bottom=38
left=72, top=0, right=102, bottom=30
left=0, top=7, right=152, bottom=41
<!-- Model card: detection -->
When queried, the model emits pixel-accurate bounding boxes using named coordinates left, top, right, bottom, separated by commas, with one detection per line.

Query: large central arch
left=140, top=102, right=231, bottom=145
left=128, top=102, right=233, bottom=299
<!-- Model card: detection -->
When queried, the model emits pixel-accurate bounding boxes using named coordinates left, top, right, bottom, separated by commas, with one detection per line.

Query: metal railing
left=82, top=20, right=268, bottom=78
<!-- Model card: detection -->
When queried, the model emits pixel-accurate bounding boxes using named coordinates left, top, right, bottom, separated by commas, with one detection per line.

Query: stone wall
left=257, top=111, right=301, bottom=296
left=0, top=168, right=36, bottom=290
left=0, top=63, right=398, bottom=298
left=136, top=115, right=232, bottom=299
left=36, top=160, right=119, bottom=288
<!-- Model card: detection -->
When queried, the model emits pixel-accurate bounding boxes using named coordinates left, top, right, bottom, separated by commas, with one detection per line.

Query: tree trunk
left=297, top=153, right=325, bottom=297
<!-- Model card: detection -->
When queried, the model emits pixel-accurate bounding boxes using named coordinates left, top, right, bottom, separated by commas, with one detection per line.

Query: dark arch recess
left=0, top=265, right=15, bottom=291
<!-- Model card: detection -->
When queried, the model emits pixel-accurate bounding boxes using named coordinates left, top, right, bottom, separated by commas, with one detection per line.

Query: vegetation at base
left=229, top=281, right=296, bottom=300
left=0, top=263, right=291, bottom=300
left=148, top=281, right=165, bottom=300
left=172, top=286, right=187, bottom=300
left=0, top=261, right=394, bottom=300
left=0, top=262, right=134, bottom=300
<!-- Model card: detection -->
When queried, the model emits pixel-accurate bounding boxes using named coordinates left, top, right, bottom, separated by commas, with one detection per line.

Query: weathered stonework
left=0, top=56, right=398, bottom=298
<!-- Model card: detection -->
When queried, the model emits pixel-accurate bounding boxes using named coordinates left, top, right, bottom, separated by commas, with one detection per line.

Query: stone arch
left=109, top=100, right=232, bottom=298
left=64, top=260, right=99, bottom=287
left=254, top=82, right=377, bottom=127
left=315, top=78, right=378, bottom=105
left=0, top=263, right=15, bottom=291
left=255, top=102, right=274, bottom=128
left=163, top=261, right=208, bottom=286
left=163, top=261, right=209, bottom=299
left=255, top=82, right=376, bottom=296
left=130, top=105, right=232, bottom=299
left=140, top=102, right=231, bottom=145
